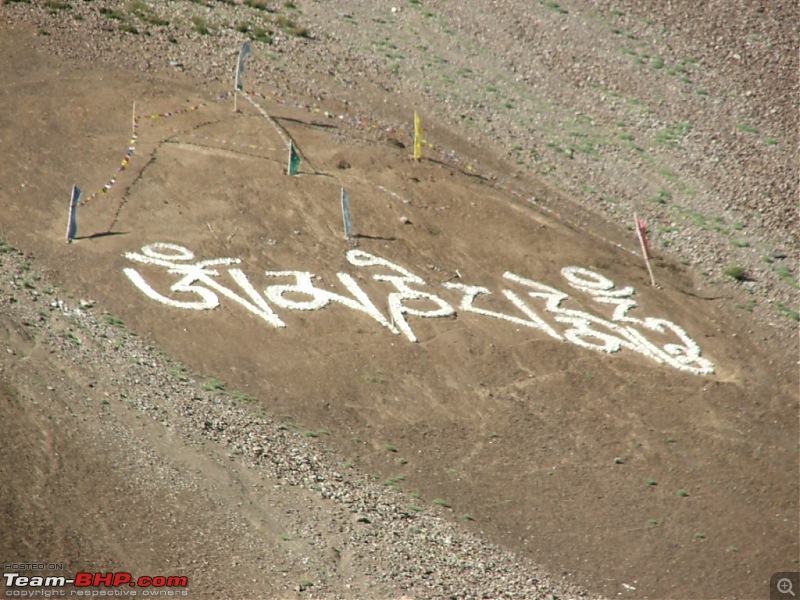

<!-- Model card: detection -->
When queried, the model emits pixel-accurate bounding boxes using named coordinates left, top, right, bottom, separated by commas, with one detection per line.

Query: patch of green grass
left=727, top=545, right=739, bottom=553
left=407, top=504, right=423, bottom=512
left=230, top=391, right=255, bottom=402
left=693, top=532, right=706, bottom=540
left=722, top=264, right=747, bottom=281
left=249, top=26, right=272, bottom=43
left=45, top=0, right=70, bottom=9
left=732, top=220, right=745, bottom=231
left=432, top=498, right=451, bottom=508
left=62, top=332, right=81, bottom=346
left=737, top=123, right=758, bottom=134
left=385, top=475, right=406, bottom=485
left=659, top=167, right=679, bottom=182
left=303, top=429, right=331, bottom=438
left=201, top=378, right=226, bottom=392
left=102, top=314, right=124, bottom=327
left=463, top=514, right=475, bottom=521
left=677, top=489, right=690, bottom=497
left=648, top=519, right=659, bottom=526
left=119, top=22, right=139, bottom=34
left=776, top=303, right=800, bottom=321
left=383, top=444, right=398, bottom=453
left=191, top=15, right=210, bottom=35
left=652, top=56, right=664, bottom=69
left=168, top=369, right=189, bottom=382
left=762, top=137, right=778, bottom=146
left=686, top=210, right=707, bottom=227
left=614, top=457, right=624, bottom=464
left=542, top=0, right=568, bottom=14
left=695, top=88, right=709, bottom=96
left=730, top=239, right=749, bottom=248
left=645, top=477, right=657, bottom=487
left=734, top=299, right=756, bottom=313
left=274, top=14, right=307, bottom=36
left=654, top=121, right=692, bottom=147
left=99, top=6, right=125, bottom=19
left=364, top=372, right=386, bottom=384
left=649, top=188, right=672, bottom=204
left=244, top=0, right=269, bottom=9
left=127, top=1, right=169, bottom=26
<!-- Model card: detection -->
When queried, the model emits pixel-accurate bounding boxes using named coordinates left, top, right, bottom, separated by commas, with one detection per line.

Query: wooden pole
left=634, top=213, right=656, bottom=287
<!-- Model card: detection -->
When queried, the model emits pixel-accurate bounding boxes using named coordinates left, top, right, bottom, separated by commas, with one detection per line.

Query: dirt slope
left=1, top=2, right=797, bottom=599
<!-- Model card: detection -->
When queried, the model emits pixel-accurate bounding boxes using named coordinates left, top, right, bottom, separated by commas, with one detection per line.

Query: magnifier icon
left=778, top=578, right=796, bottom=596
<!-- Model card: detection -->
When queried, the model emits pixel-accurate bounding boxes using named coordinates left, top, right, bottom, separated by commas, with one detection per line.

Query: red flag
left=636, top=216, right=652, bottom=259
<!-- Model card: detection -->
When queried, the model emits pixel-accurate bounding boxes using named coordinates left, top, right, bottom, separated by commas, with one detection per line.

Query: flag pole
left=634, top=213, right=656, bottom=287
left=341, top=187, right=353, bottom=242
left=66, top=185, right=82, bottom=244
left=413, top=111, right=422, bottom=161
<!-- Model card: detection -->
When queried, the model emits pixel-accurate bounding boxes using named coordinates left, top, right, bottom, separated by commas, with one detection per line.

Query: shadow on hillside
left=353, top=233, right=396, bottom=242
left=74, top=231, right=129, bottom=241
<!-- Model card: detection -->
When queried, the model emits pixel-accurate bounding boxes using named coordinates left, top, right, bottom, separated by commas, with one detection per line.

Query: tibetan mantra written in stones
left=123, top=243, right=714, bottom=376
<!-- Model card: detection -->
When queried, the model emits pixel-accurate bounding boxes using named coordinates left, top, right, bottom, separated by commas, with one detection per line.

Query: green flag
left=287, top=143, right=301, bottom=176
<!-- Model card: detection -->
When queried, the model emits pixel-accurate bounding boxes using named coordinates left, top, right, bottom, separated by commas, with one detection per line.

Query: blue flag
left=66, top=185, right=81, bottom=243
left=341, top=188, right=352, bottom=240
left=235, top=42, right=251, bottom=91
left=287, top=143, right=301, bottom=176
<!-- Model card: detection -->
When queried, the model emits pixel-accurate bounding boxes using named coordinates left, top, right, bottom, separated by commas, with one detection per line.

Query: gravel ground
left=0, top=1, right=796, bottom=598
left=0, top=239, right=596, bottom=598
left=2, top=0, right=796, bottom=336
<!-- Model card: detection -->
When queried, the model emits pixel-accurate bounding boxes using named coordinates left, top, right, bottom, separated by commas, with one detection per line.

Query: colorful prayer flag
left=413, top=111, right=422, bottom=160
left=634, top=213, right=656, bottom=286
left=341, top=188, right=352, bottom=240
left=66, top=185, right=81, bottom=243
left=636, top=215, right=652, bottom=259
left=235, top=42, right=251, bottom=91
left=287, top=143, right=301, bottom=175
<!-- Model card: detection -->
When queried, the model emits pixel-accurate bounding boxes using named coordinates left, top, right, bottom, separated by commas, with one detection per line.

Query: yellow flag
left=413, top=111, right=422, bottom=160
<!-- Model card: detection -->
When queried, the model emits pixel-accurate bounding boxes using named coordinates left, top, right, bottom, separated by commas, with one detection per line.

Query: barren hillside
left=1, top=1, right=797, bottom=599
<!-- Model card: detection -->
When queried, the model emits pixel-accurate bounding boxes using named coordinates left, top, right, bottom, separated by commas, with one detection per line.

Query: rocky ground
left=0, top=1, right=797, bottom=599
left=5, top=0, right=796, bottom=328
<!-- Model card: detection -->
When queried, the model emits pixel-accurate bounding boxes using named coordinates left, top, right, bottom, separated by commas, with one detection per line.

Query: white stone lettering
left=263, top=270, right=398, bottom=334
left=123, top=243, right=715, bottom=375
left=346, top=250, right=455, bottom=342
left=442, top=281, right=562, bottom=340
